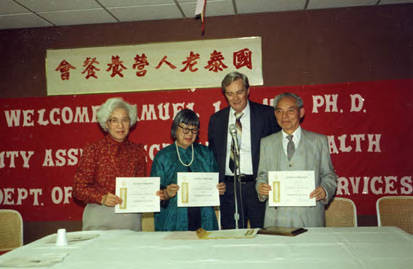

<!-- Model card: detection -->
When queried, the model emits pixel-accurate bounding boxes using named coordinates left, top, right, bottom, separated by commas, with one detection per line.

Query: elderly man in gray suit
left=256, top=92, right=337, bottom=227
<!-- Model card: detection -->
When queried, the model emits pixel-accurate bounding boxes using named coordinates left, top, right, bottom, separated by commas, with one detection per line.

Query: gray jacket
left=255, top=129, right=337, bottom=227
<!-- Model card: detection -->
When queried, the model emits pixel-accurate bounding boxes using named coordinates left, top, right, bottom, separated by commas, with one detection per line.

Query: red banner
left=1, top=79, right=412, bottom=221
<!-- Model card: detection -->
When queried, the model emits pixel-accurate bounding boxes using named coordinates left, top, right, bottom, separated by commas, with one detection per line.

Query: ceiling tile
left=0, top=13, right=51, bottom=29
left=180, top=0, right=234, bottom=17
left=98, top=0, right=174, bottom=8
left=379, top=0, right=413, bottom=4
left=308, top=0, right=377, bottom=10
left=108, top=4, right=183, bottom=22
left=236, top=0, right=306, bottom=14
left=39, top=9, right=116, bottom=26
left=0, top=0, right=29, bottom=15
left=15, top=0, right=100, bottom=12
left=0, top=0, right=412, bottom=30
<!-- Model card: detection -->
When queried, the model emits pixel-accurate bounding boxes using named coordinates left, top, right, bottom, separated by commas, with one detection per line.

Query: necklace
left=175, top=141, right=194, bottom=167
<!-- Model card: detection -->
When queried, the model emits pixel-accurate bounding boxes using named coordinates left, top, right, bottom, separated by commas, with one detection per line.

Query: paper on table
left=115, top=177, right=160, bottom=213
left=44, top=232, right=100, bottom=244
left=163, top=231, right=199, bottom=240
left=163, top=229, right=259, bottom=240
left=268, top=170, right=316, bottom=206
left=196, top=228, right=259, bottom=239
left=177, top=172, right=219, bottom=207
left=0, top=253, right=67, bottom=267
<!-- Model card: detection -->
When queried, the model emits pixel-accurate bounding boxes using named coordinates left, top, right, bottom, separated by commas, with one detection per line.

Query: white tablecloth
left=0, top=227, right=412, bottom=269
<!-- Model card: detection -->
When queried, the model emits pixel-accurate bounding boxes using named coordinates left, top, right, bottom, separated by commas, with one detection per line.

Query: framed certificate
left=268, top=171, right=316, bottom=207
left=177, top=172, right=219, bottom=207
left=115, top=177, right=160, bottom=213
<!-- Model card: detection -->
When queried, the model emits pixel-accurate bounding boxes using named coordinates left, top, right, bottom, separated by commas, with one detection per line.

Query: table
left=0, top=227, right=412, bottom=269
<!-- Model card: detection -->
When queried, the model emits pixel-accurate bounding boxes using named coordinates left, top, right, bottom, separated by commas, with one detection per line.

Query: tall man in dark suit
left=208, top=72, right=280, bottom=229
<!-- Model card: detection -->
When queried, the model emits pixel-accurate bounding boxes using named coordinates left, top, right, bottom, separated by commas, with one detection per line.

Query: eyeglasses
left=224, top=89, right=247, bottom=98
left=108, top=117, right=130, bottom=125
left=178, top=125, right=199, bottom=134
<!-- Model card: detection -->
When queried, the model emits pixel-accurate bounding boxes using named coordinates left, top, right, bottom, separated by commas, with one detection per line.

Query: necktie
left=229, top=112, right=243, bottom=173
left=287, top=135, right=295, bottom=161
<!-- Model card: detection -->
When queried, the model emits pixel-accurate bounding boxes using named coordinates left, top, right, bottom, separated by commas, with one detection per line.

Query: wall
left=0, top=4, right=412, bottom=243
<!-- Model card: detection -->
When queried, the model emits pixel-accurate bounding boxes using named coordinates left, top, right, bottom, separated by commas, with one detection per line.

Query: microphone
left=229, top=124, right=240, bottom=156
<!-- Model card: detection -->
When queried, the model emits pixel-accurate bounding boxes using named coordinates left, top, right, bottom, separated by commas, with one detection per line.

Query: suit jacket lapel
left=274, top=132, right=284, bottom=170
left=218, top=108, right=230, bottom=174
left=298, top=129, right=309, bottom=153
left=249, top=102, right=258, bottom=157
left=220, top=107, right=230, bottom=145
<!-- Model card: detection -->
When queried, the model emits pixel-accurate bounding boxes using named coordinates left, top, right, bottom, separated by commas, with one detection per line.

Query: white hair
left=273, top=92, right=304, bottom=109
left=96, top=97, right=137, bottom=132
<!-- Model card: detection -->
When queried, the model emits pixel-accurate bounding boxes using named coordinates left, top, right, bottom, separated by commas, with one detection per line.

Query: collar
left=229, top=101, right=250, bottom=118
left=282, top=126, right=302, bottom=142
left=105, top=135, right=128, bottom=146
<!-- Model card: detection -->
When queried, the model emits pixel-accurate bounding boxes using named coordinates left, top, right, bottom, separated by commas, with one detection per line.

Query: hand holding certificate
left=115, top=177, right=160, bottom=213
left=177, top=172, right=220, bottom=207
left=268, top=171, right=316, bottom=207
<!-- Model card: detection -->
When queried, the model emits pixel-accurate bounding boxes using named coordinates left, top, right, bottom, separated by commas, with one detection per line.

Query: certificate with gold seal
left=177, top=172, right=219, bottom=207
left=268, top=171, right=316, bottom=207
left=115, top=177, right=160, bottom=213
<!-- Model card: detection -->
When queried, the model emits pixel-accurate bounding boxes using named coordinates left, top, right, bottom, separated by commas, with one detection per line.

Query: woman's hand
left=101, top=193, right=122, bottom=207
left=217, top=182, right=226, bottom=195
left=165, top=184, right=179, bottom=200
left=157, top=190, right=165, bottom=200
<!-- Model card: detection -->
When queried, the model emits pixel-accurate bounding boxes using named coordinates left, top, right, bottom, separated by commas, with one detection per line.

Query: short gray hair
left=96, top=97, right=137, bottom=132
left=221, top=71, right=250, bottom=94
left=273, top=92, right=304, bottom=109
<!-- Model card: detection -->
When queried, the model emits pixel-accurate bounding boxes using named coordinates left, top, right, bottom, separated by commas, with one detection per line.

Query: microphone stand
left=235, top=156, right=245, bottom=229
left=231, top=137, right=240, bottom=230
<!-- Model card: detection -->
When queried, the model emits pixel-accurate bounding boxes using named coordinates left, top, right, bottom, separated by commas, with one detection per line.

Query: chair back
left=0, top=209, right=23, bottom=251
left=142, top=212, right=154, bottom=232
left=376, top=196, right=413, bottom=234
left=325, top=197, right=357, bottom=227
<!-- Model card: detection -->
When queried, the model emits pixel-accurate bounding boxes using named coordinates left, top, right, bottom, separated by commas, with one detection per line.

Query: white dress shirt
left=281, top=125, right=328, bottom=200
left=281, top=126, right=302, bottom=158
left=225, top=102, right=253, bottom=176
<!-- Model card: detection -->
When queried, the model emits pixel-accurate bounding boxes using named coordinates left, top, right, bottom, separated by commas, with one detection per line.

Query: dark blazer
left=208, top=101, right=280, bottom=180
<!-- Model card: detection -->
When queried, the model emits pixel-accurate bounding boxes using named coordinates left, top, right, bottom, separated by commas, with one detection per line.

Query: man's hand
left=257, top=183, right=271, bottom=196
left=309, top=186, right=326, bottom=201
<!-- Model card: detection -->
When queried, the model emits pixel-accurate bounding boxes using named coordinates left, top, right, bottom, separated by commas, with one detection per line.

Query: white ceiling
left=0, top=0, right=412, bottom=30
